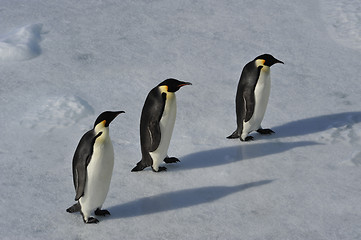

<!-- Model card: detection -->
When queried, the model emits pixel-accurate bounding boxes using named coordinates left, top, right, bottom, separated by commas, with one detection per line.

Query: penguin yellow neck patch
left=95, top=120, right=106, bottom=132
left=159, top=85, right=168, bottom=93
left=255, top=59, right=266, bottom=67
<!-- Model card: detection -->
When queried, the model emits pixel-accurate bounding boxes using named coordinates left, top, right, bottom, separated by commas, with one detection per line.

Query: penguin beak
left=110, top=111, right=125, bottom=123
left=178, top=82, right=192, bottom=88
left=104, top=111, right=125, bottom=127
left=115, top=111, right=125, bottom=116
left=276, top=59, right=284, bottom=64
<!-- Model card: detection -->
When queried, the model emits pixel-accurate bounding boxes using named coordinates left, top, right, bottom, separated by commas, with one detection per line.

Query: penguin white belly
left=242, top=68, right=271, bottom=138
left=79, top=134, right=114, bottom=218
left=150, top=93, right=176, bottom=171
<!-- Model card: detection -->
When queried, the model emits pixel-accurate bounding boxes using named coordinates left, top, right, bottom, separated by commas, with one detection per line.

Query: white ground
left=1, top=1, right=361, bottom=239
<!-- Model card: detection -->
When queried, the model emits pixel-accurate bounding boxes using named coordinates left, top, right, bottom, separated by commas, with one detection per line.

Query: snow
left=1, top=0, right=361, bottom=239
left=0, top=24, right=43, bottom=61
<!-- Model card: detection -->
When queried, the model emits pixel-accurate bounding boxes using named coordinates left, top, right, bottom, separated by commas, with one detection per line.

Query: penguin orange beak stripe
left=178, top=82, right=192, bottom=87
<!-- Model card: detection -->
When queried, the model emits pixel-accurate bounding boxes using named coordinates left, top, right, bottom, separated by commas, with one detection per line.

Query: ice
left=0, top=1, right=361, bottom=239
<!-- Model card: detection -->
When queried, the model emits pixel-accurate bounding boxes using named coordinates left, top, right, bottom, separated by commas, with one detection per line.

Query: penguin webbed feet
left=164, top=157, right=180, bottom=164
left=95, top=208, right=110, bottom=216
left=242, top=136, right=254, bottom=142
left=84, top=217, right=99, bottom=224
left=80, top=208, right=110, bottom=224
left=152, top=166, right=167, bottom=172
left=80, top=211, right=100, bottom=224
left=257, top=128, right=275, bottom=135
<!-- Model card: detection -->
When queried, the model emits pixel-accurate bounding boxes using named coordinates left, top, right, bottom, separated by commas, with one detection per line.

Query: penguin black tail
left=227, top=130, right=239, bottom=139
left=131, top=160, right=147, bottom=172
left=66, top=202, right=81, bottom=213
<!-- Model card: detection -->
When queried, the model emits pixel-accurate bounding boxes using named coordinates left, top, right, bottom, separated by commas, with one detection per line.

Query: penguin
left=131, top=78, right=192, bottom=172
left=227, top=54, right=283, bottom=141
left=66, top=111, right=124, bottom=223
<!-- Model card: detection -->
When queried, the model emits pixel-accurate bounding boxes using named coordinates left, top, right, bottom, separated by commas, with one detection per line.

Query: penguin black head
left=255, top=54, right=284, bottom=67
left=93, top=111, right=125, bottom=128
left=158, top=78, right=192, bottom=92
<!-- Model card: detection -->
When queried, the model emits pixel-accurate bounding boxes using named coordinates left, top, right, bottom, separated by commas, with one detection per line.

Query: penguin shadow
left=171, top=112, right=361, bottom=171
left=175, top=140, right=319, bottom=171
left=268, top=111, right=361, bottom=139
left=107, top=180, right=274, bottom=219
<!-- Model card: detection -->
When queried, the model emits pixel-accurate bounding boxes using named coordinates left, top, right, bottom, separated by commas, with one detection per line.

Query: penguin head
left=93, top=111, right=125, bottom=129
left=158, top=78, right=192, bottom=92
left=255, top=54, right=284, bottom=67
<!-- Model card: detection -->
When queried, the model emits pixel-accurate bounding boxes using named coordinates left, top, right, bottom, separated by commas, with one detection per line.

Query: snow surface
left=1, top=0, right=361, bottom=239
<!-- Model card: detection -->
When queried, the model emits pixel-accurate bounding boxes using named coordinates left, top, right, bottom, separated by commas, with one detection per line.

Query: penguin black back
left=237, top=62, right=264, bottom=123
left=72, top=130, right=103, bottom=200
left=72, top=111, right=124, bottom=200
left=67, top=110, right=124, bottom=223
left=227, top=54, right=283, bottom=141
left=132, top=78, right=191, bottom=172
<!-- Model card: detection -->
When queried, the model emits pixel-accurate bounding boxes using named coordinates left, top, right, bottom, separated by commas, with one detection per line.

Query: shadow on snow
left=176, top=140, right=318, bottom=170
left=269, top=111, right=361, bottom=139
left=174, top=112, right=361, bottom=170
left=108, top=180, right=274, bottom=218
left=107, top=112, right=361, bottom=218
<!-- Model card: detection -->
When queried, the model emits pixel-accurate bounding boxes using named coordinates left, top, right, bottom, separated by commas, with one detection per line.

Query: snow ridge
left=0, top=23, right=44, bottom=61
left=21, top=95, right=94, bottom=132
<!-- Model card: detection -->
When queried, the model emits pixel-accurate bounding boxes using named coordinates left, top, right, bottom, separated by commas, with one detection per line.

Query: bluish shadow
left=269, top=111, right=361, bottom=139
left=108, top=180, right=274, bottom=218
left=180, top=112, right=361, bottom=171
left=176, top=140, right=318, bottom=171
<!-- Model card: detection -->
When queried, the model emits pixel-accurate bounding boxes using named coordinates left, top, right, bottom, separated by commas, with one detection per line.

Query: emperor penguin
left=66, top=111, right=124, bottom=223
left=131, top=78, right=192, bottom=172
left=227, top=54, right=283, bottom=141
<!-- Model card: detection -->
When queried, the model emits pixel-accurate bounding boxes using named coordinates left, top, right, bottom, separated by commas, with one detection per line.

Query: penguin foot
left=164, top=157, right=180, bottom=164
left=158, top=167, right=167, bottom=172
left=242, top=136, right=254, bottom=141
left=66, top=202, right=81, bottom=213
left=95, top=208, right=110, bottom=216
left=85, top=217, right=99, bottom=224
left=257, top=128, right=275, bottom=135
left=152, top=166, right=167, bottom=172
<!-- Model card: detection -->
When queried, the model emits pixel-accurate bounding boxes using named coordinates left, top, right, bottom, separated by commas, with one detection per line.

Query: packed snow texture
left=1, top=0, right=361, bottom=239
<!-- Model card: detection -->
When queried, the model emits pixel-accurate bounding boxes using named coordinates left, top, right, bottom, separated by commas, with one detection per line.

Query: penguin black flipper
left=72, top=131, right=103, bottom=200
left=131, top=89, right=166, bottom=172
left=227, top=64, right=263, bottom=139
left=239, top=64, right=263, bottom=122
left=142, top=89, right=166, bottom=152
